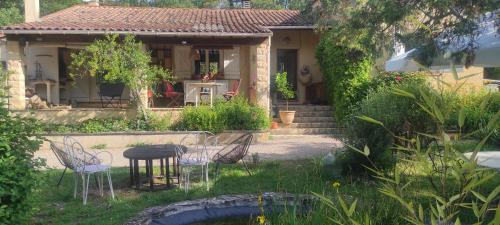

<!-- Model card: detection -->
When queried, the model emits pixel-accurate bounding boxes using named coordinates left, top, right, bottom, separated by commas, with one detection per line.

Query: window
left=195, top=49, right=221, bottom=75
left=484, top=67, right=500, bottom=80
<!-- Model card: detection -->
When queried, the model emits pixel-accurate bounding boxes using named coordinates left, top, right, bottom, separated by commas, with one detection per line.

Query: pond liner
left=126, top=193, right=317, bottom=225
left=149, top=206, right=282, bottom=225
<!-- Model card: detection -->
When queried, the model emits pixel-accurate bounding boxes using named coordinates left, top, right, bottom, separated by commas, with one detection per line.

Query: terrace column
left=250, top=37, right=271, bottom=115
left=6, top=41, right=26, bottom=110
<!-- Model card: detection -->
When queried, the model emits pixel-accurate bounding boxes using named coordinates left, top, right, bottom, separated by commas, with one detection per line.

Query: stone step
left=295, top=111, right=333, bottom=117
left=275, top=105, right=332, bottom=112
left=286, top=122, right=336, bottom=128
left=293, top=116, right=335, bottom=123
left=270, top=128, right=342, bottom=135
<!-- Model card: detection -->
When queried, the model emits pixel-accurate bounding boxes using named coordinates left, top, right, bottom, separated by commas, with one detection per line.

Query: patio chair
left=63, top=136, right=115, bottom=205
left=147, top=89, right=154, bottom=108
left=50, top=141, right=103, bottom=187
left=212, top=133, right=253, bottom=178
left=163, top=81, right=183, bottom=107
left=99, top=82, right=125, bottom=108
left=50, top=141, right=77, bottom=187
left=223, top=79, right=241, bottom=101
left=176, top=131, right=217, bottom=193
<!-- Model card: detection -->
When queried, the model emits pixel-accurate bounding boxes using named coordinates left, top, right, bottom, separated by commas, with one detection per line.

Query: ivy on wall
left=316, top=32, right=372, bottom=121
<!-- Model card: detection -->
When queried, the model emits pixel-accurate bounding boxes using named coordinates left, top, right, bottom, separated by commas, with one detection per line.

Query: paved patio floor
left=37, top=135, right=343, bottom=169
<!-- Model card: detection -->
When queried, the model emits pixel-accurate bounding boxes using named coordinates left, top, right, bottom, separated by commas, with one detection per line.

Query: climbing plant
left=316, top=32, right=372, bottom=121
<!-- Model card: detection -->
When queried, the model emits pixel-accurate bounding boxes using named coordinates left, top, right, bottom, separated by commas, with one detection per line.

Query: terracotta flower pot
left=279, top=111, right=296, bottom=125
left=270, top=121, right=279, bottom=129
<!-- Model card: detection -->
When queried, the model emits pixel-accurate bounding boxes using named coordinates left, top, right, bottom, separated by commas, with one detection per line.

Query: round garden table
left=123, top=144, right=183, bottom=191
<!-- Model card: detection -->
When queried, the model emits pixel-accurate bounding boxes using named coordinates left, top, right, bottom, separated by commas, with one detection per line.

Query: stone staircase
left=271, top=105, right=341, bottom=135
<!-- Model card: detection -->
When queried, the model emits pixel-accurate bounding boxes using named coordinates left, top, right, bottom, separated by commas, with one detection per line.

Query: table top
left=464, top=151, right=500, bottom=170
left=123, top=144, right=184, bottom=160
left=188, top=82, right=224, bottom=87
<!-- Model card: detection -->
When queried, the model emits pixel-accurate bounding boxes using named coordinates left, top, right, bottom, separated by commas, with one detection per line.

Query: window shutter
left=174, top=46, right=191, bottom=79
left=223, top=47, right=240, bottom=79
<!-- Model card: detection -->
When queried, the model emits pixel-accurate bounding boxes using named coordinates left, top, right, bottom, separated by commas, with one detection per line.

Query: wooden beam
left=5, top=34, right=267, bottom=46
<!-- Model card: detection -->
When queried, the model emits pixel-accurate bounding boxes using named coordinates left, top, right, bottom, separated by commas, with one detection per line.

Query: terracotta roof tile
left=1, top=5, right=312, bottom=36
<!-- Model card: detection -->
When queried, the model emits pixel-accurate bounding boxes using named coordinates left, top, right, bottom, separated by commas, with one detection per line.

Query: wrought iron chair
left=50, top=141, right=76, bottom=187
left=212, top=133, right=253, bottom=177
left=63, top=136, right=115, bottom=205
left=99, top=82, right=125, bottom=108
left=175, top=131, right=217, bottom=193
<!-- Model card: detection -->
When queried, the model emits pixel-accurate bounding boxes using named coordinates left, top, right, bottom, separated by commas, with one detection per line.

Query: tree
left=40, top=0, right=80, bottom=16
left=0, top=6, right=23, bottom=26
left=70, top=34, right=172, bottom=120
left=312, top=0, right=499, bottom=65
left=275, top=71, right=295, bottom=111
left=0, top=0, right=82, bottom=26
left=0, top=67, right=45, bottom=224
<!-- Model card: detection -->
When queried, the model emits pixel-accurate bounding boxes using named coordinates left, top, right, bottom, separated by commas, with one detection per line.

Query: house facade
left=0, top=1, right=326, bottom=122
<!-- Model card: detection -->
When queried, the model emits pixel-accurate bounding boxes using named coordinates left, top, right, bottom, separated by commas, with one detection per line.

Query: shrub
left=176, top=105, right=222, bottom=133
left=145, top=112, right=171, bottom=131
left=175, top=97, right=270, bottom=133
left=0, top=69, right=44, bottom=223
left=275, top=72, right=295, bottom=110
left=216, top=97, right=270, bottom=131
left=316, top=34, right=372, bottom=121
left=341, top=79, right=437, bottom=172
left=450, top=91, right=500, bottom=144
left=40, top=114, right=171, bottom=134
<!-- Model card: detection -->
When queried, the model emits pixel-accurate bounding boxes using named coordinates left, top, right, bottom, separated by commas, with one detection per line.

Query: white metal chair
left=63, top=136, right=115, bottom=205
left=176, top=131, right=218, bottom=193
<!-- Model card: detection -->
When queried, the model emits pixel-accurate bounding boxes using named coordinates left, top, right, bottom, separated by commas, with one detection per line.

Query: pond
left=127, top=193, right=315, bottom=225
left=189, top=217, right=252, bottom=225
left=149, top=206, right=266, bottom=225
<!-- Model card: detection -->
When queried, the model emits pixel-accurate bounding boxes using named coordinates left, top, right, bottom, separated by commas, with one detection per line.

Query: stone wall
left=6, top=41, right=26, bottom=110
left=11, top=108, right=182, bottom=124
left=250, top=37, right=271, bottom=114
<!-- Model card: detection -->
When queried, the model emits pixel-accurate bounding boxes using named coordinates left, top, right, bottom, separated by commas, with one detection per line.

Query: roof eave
left=0, top=29, right=273, bottom=38
left=265, top=26, right=315, bottom=30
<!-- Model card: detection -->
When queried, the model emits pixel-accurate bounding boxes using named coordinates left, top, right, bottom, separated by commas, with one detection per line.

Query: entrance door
left=277, top=49, right=298, bottom=100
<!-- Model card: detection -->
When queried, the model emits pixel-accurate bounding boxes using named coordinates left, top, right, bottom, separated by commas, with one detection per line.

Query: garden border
left=39, top=130, right=270, bottom=150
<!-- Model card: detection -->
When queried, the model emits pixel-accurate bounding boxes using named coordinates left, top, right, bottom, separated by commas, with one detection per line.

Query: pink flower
left=396, top=76, right=402, bottom=81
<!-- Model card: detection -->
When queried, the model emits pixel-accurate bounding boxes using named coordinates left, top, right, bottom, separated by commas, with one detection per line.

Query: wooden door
left=277, top=49, right=298, bottom=100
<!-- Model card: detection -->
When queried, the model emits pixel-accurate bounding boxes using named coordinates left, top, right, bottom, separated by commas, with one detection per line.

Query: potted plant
left=275, top=72, right=295, bottom=125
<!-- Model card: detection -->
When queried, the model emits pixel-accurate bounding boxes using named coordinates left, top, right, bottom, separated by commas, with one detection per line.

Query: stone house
left=0, top=0, right=329, bottom=125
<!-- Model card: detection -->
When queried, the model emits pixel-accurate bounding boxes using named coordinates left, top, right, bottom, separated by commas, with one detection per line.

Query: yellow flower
left=257, top=215, right=266, bottom=225
left=332, top=181, right=341, bottom=189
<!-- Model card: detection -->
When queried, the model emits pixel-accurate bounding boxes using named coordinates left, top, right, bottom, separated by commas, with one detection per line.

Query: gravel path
left=37, top=135, right=343, bottom=169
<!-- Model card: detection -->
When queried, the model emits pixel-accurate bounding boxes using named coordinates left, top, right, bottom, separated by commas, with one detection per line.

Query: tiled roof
left=1, top=5, right=312, bottom=36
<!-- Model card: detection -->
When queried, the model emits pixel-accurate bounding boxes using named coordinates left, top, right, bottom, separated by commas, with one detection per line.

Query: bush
left=0, top=69, right=45, bottom=223
left=316, top=34, right=372, bottom=121
left=216, top=97, right=270, bottom=131
left=175, top=97, right=270, bottom=133
left=40, top=114, right=171, bottom=134
left=341, top=79, right=437, bottom=173
left=176, top=105, right=222, bottom=133
left=448, top=91, right=500, bottom=144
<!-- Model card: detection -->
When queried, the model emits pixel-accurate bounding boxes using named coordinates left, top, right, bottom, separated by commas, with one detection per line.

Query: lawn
left=31, top=139, right=500, bottom=225
left=32, top=160, right=335, bottom=225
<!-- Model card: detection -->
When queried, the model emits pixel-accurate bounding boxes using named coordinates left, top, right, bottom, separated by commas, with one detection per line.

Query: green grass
left=31, top=157, right=500, bottom=225
left=32, top=160, right=334, bottom=225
